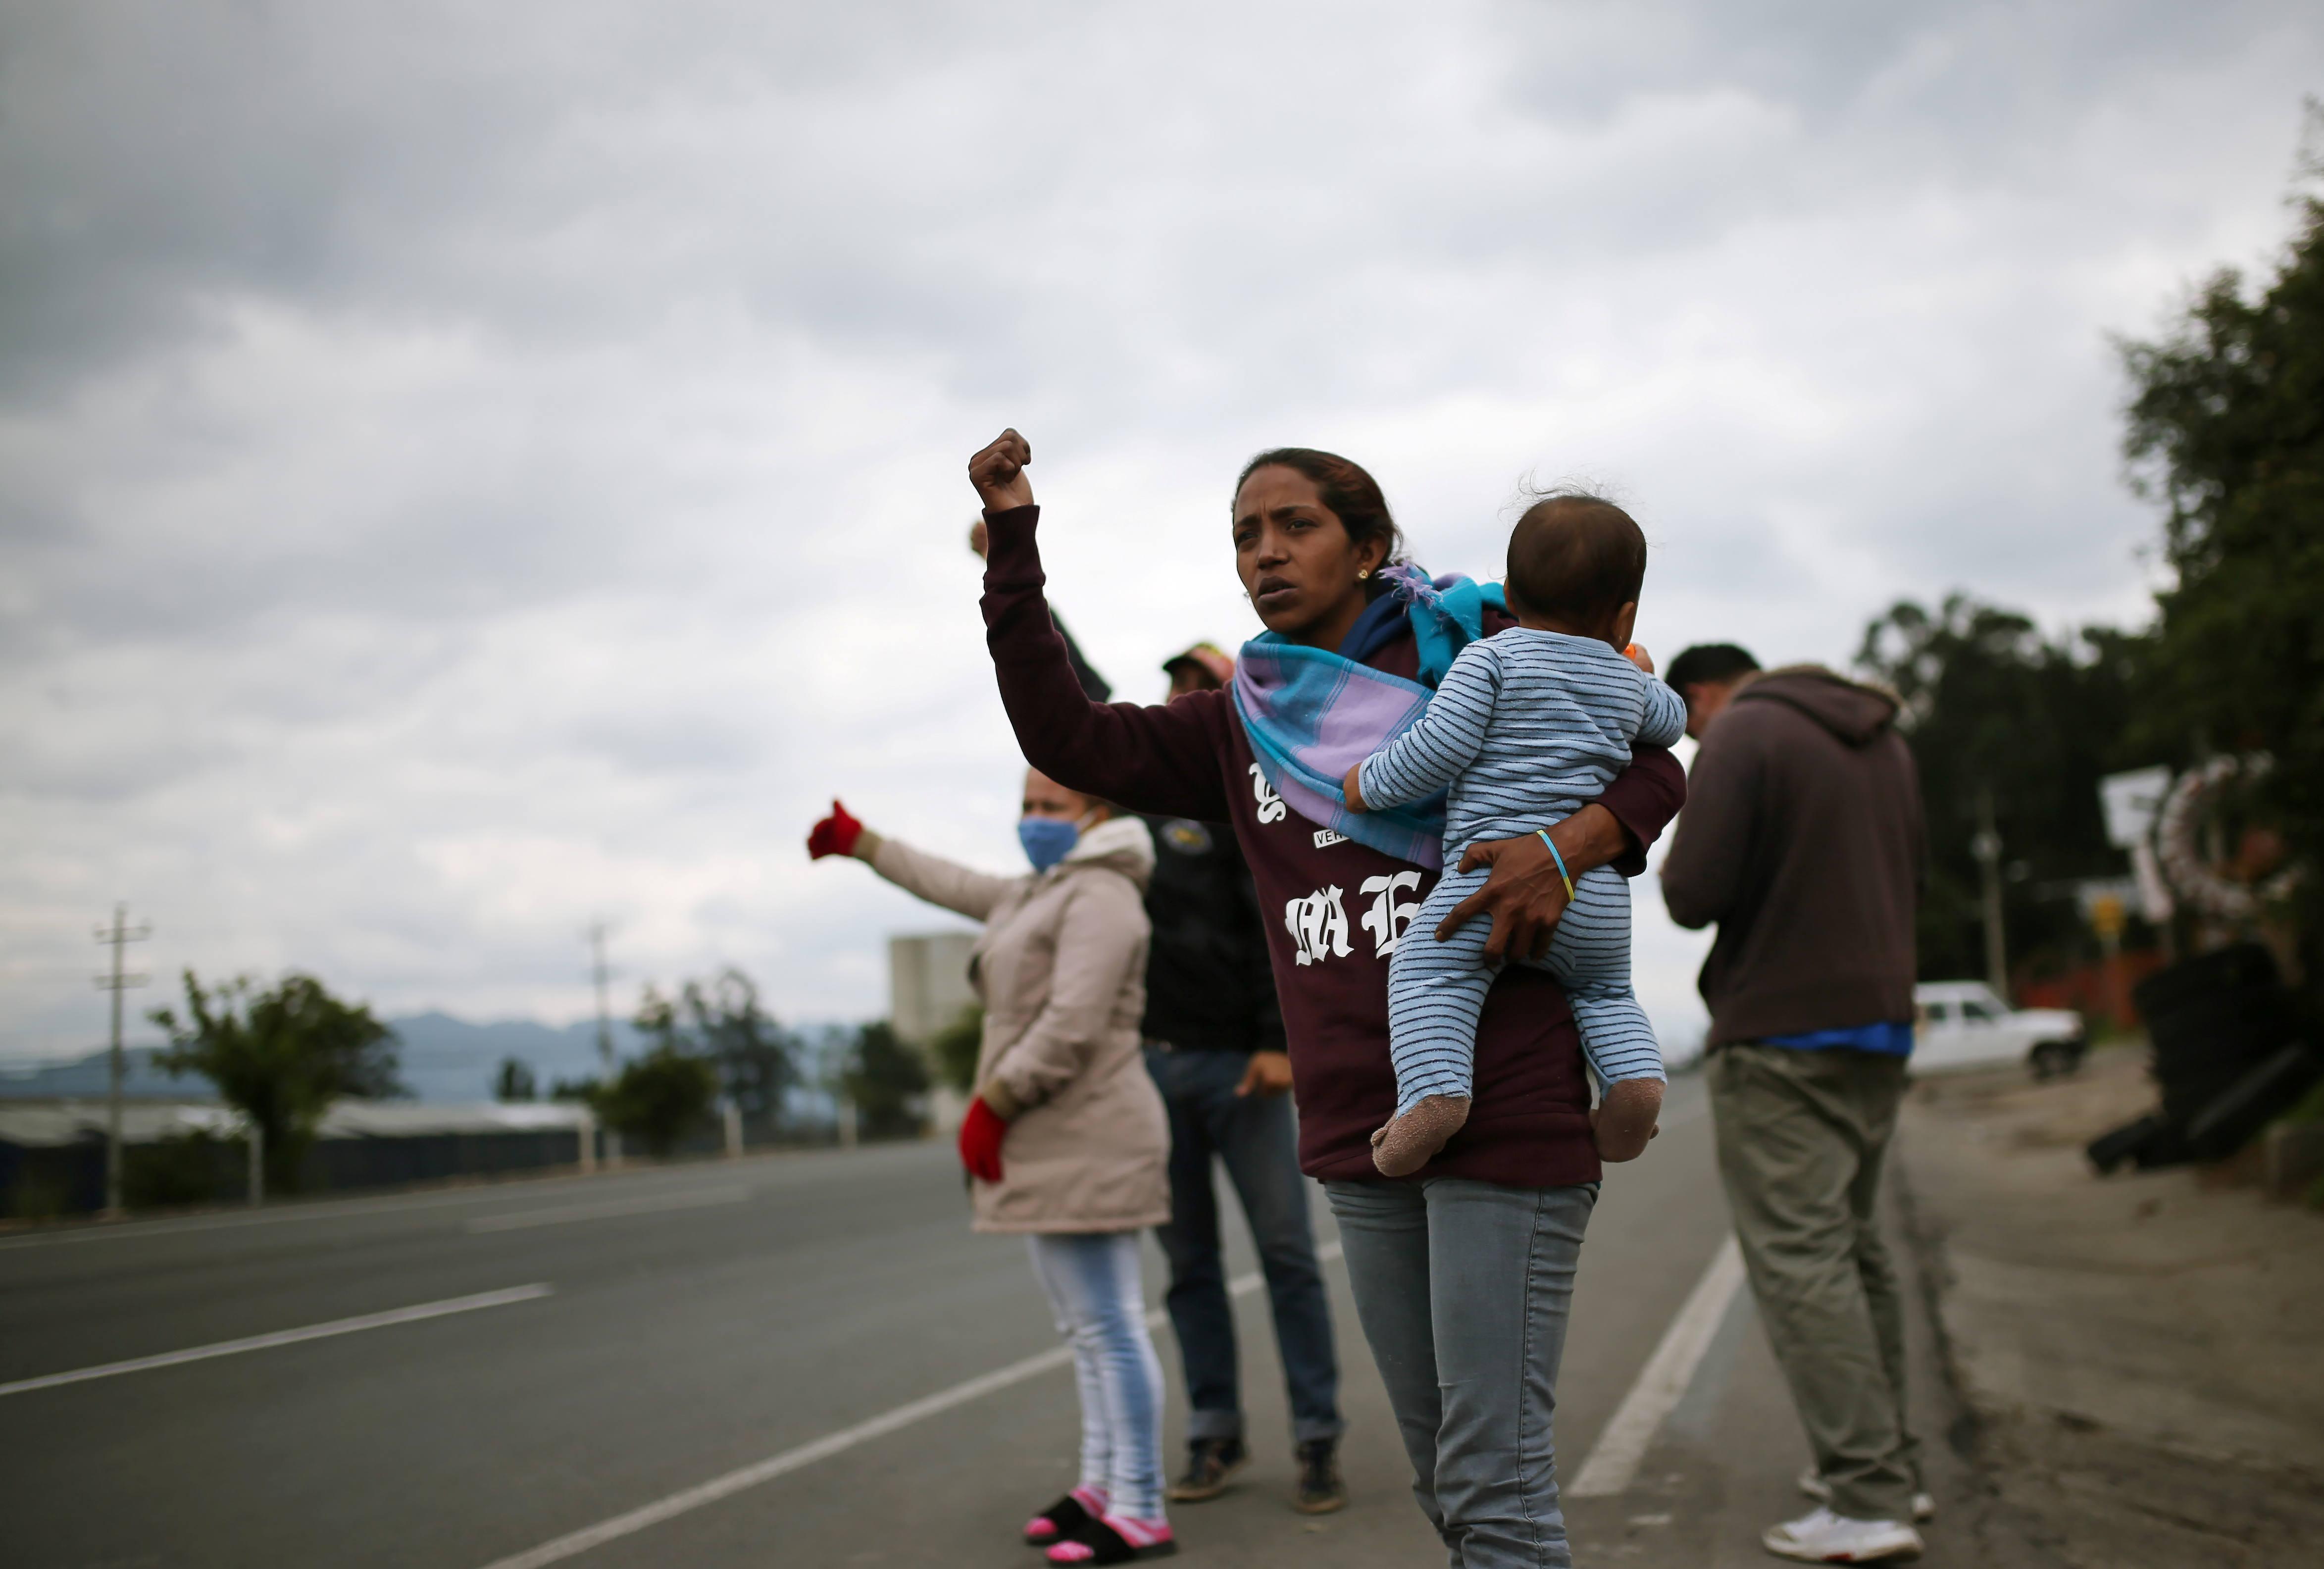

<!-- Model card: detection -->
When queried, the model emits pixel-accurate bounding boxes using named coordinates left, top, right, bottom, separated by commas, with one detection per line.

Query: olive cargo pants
left=1707, top=1043, right=1922, bottom=1523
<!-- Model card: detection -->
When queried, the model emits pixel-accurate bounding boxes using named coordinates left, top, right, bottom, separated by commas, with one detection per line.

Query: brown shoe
left=1292, top=1439, right=1347, bottom=1514
left=1165, top=1437, right=1247, bottom=1502
left=1370, top=1094, right=1470, bottom=1176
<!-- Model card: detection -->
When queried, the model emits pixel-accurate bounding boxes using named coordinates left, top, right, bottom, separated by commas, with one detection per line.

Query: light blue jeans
left=1026, top=1231, right=1168, bottom=1521
left=1326, top=1177, right=1596, bottom=1568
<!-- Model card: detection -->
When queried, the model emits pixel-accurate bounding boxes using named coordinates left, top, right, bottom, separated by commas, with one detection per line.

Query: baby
left=1343, top=494, right=1686, bottom=1176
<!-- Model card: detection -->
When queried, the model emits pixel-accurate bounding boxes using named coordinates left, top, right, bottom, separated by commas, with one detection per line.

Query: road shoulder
left=1895, top=1046, right=2324, bottom=1569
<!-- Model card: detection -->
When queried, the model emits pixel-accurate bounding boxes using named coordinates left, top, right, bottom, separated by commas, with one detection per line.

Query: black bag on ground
left=2088, top=945, right=2311, bottom=1171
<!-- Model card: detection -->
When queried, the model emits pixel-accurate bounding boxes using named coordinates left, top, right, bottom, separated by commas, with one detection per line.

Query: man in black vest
left=1144, top=643, right=1346, bottom=1516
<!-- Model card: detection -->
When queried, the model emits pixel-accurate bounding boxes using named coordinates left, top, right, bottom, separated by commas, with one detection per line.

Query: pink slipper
left=1045, top=1513, right=1176, bottom=1563
left=1025, top=1486, right=1107, bottom=1546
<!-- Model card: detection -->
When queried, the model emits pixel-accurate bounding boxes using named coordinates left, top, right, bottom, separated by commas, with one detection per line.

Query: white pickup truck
left=1912, top=981, right=2086, bottom=1079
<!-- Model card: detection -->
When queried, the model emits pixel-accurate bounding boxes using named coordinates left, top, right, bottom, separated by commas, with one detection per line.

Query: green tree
left=1857, top=596, right=2164, bottom=985
left=494, top=1057, right=537, bottom=1102
left=150, top=971, right=404, bottom=1195
left=604, top=984, right=725, bottom=1157
left=928, top=1004, right=984, bottom=1094
left=2118, top=126, right=2324, bottom=961
left=680, top=969, right=800, bottom=1130
left=630, top=968, right=800, bottom=1136
left=588, top=1045, right=720, bottom=1158
left=844, top=1020, right=930, bottom=1140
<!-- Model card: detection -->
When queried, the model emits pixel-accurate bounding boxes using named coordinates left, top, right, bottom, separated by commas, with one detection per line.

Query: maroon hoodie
left=981, top=506, right=1687, bottom=1188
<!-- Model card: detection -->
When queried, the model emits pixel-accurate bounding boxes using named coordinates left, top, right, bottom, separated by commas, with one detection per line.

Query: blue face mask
left=1018, top=815, right=1080, bottom=872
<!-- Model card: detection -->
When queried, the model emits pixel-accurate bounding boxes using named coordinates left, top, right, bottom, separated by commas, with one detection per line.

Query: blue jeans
left=1026, top=1231, right=1168, bottom=1521
left=1326, top=1177, right=1596, bottom=1569
left=1145, top=1046, right=1343, bottom=1446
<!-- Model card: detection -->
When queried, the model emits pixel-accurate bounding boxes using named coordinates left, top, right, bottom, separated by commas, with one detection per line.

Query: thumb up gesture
left=807, top=799, right=866, bottom=861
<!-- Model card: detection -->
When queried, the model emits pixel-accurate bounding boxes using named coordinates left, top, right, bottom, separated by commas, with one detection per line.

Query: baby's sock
left=1370, top=1094, right=1471, bottom=1177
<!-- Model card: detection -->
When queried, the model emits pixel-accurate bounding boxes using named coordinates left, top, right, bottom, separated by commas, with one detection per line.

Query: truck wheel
left=2030, top=1041, right=2082, bottom=1081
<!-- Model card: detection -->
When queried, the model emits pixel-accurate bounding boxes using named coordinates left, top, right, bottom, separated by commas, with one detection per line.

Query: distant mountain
left=0, top=1047, right=204, bottom=1101
left=3, top=1012, right=858, bottom=1105
left=382, top=1012, right=648, bottom=1103
left=0, top=1015, right=649, bottom=1106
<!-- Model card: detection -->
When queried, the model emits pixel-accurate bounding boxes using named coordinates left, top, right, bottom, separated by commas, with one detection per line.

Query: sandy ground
left=1895, top=1044, right=2324, bottom=1568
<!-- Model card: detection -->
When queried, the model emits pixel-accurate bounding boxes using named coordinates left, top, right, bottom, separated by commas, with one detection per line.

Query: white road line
left=0, top=1165, right=776, bottom=1251
left=1566, top=1234, right=1746, bottom=1498
left=474, top=1240, right=1346, bottom=1569
left=467, top=1186, right=750, bottom=1232
left=0, top=1283, right=554, bottom=1398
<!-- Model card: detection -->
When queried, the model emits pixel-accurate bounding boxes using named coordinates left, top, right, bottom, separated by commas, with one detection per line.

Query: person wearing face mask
left=807, top=775, right=1177, bottom=1565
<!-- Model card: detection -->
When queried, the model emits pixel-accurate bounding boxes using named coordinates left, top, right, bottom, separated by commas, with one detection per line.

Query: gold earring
left=1358, top=567, right=1371, bottom=581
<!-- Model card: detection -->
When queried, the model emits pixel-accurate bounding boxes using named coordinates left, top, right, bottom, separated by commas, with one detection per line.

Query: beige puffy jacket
left=857, top=815, right=1170, bottom=1235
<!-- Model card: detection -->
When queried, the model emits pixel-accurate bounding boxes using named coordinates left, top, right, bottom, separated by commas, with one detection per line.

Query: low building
left=889, top=930, right=978, bottom=1132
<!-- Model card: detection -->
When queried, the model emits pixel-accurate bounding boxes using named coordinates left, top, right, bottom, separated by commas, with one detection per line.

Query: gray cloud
left=1, top=0, right=2317, bottom=1061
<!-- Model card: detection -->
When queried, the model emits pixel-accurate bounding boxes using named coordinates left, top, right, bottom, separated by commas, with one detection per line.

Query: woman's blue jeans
left=1026, top=1230, right=1168, bottom=1521
left=1326, top=1177, right=1597, bottom=1569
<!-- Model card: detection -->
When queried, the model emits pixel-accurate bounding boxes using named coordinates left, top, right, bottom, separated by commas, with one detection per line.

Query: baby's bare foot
left=1369, top=1095, right=1472, bottom=1176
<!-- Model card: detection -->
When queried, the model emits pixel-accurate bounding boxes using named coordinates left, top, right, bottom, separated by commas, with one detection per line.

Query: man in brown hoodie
left=1659, top=646, right=1932, bottom=1565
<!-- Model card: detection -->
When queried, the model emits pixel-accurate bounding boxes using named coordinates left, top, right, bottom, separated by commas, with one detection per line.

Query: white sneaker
left=1762, top=1505, right=1924, bottom=1562
left=1797, top=1469, right=1936, bottom=1522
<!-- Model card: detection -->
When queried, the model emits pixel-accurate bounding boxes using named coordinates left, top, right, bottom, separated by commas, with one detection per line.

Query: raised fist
left=1622, top=643, right=1654, bottom=673
left=968, top=428, right=1035, bottom=512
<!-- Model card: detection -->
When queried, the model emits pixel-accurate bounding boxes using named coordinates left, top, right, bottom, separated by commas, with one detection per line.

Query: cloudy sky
left=3, top=0, right=2319, bottom=1067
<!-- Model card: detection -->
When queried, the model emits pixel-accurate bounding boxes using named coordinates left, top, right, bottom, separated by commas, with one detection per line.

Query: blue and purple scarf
left=1230, top=563, right=1503, bottom=870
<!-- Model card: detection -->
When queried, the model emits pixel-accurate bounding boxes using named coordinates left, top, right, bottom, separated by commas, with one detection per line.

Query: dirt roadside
left=1894, top=1044, right=2324, bottom=1568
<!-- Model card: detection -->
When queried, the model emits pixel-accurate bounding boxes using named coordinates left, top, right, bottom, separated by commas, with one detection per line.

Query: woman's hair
left=1234, top=448, right=1408, bottom=577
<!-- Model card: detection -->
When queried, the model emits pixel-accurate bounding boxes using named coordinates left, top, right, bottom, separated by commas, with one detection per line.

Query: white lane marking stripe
left=0, top=1164, right=799, bottom=1251
left=0, top=1283, right=555, bottom=1398
left=474, top=1240, right=1345, bottom=1569
left=468, top=1186, right=750, bottom=1232
left=1566, top=1234, right=1745, bottom=1498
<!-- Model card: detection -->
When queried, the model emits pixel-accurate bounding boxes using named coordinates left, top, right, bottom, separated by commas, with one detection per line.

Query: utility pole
left=93, top=904, right=152, bottom=1218
left=589, top=922, right=616, bottom=1168
left=590, top=922, right=614, bottom=1072
left=1971, top=787, right=2009, bottom=1003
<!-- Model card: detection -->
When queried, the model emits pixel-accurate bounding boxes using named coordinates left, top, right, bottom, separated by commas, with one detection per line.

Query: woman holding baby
left=953, top=429, right=1683, bottom=1568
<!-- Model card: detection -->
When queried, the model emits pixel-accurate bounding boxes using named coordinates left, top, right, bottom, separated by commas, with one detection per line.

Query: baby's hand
left=1623, top=643, right=1654, bottom=674
left=1341, top=763, right=1368, bottom=812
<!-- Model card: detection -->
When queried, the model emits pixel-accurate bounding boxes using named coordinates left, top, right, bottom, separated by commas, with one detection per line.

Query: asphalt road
left=1, top=1076, right=1981, bottom=1569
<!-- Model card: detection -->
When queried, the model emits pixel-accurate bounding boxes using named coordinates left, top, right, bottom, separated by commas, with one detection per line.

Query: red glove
left=807, top=799, right=864, bottom=860
left=958, top=1097, right=1007, bottom=1184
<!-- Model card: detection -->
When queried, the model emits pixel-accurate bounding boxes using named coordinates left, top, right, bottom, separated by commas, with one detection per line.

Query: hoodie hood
left=1734, top=665, right=1900, bottom=747
left=1057, top=813, right=1157, bottom=892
